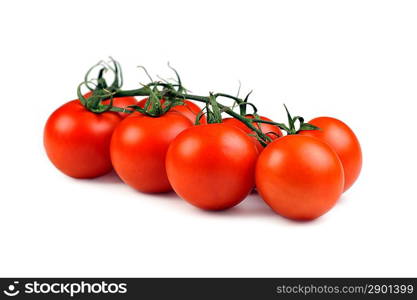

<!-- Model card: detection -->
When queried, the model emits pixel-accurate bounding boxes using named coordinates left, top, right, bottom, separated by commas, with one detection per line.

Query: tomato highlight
left=110, top=112, right=193, bottom=193
left=44, top=100, right=122, bottom=178
left=256, top=135, right=345, bottom=220
left=166, top=124, right=258, bottom=210
left=299, top=117, right=362, bottom=192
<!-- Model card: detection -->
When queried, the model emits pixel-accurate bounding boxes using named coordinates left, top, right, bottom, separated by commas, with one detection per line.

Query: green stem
left=80, top=60, right=318, bottom=142
left=108, top=88, right=272, bottom=145
left=175, top=93, right=272, bottom=144
left=249, top=119, right=290, bottom=132
left=112, top=87, right=150, bottom=97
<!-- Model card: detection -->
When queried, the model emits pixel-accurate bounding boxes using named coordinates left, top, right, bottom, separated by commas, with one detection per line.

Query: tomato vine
left=77, top=58, right=319, bottom=146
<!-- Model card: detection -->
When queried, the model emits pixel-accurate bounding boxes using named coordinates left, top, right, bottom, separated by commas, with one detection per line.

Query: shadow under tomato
left=335, top=193, right=350, bottom=206
left=232, top=195, right=275, bottom=217
left=191, top=194, right=328, bottom=225
left=189, top=194, right=276, bottom=219
left=78, top=173, right=333, bottom=224
left=145, top=191, right=183, bottom=201
left=91, top=170, right=123, bottom=184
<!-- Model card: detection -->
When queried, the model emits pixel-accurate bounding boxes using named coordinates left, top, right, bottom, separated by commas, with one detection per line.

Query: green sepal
left=297, top=123, right=321, bottom=132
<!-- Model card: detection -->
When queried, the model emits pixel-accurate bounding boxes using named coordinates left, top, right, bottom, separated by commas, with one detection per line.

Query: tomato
left=44, top=100, right=122, bottom=178
left=137, top=98, right=206, bottom=124
left=166, top=124, right=258, bottom=210
left=110, top=112, right=193, bottom=193
left=84, top=91, right=137, bottom=118
left=256, top=135, right=344, bottom=220
left=223, top=115, right=282, bottom=152
left=299, top=117, right=362, bottom=192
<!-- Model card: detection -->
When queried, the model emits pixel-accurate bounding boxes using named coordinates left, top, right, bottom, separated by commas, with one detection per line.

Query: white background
left=0, top=0, right=416, bottom=277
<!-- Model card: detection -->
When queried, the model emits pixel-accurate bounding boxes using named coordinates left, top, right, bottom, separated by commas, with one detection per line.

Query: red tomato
left=223, top=115, right=282, bottom=152
left=137, top=98, right=206, bottom=124
left=44, top=100, right=122, bottom=178
left=84, top=91, right=137, bottom=118
left=299, top=117, right=362, bottom=192
left=110, top=112, right=193, bottom=193
left=166, top=124, right=258, bottom=210
left=256, top=135, right=344, bottom=220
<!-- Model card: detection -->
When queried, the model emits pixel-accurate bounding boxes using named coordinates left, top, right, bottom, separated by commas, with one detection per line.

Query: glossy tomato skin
left=137, top=98, right=206, bottom=124
left=299, top=117, right=362, bottom=192
left=166, top=124, right=259, bottom=210
left=84, top=92, right=137, bottom=118
left=223, top=115, right=282, bottom=152
left=256, top=135, right=344, bottom=220
left=110, top=112, right=193, bottom=193
left=44, top=100, right=122, bottom=178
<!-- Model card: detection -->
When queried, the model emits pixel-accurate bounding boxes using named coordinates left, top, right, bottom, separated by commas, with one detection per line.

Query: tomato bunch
left=44, top=59, right=362, bottom=221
